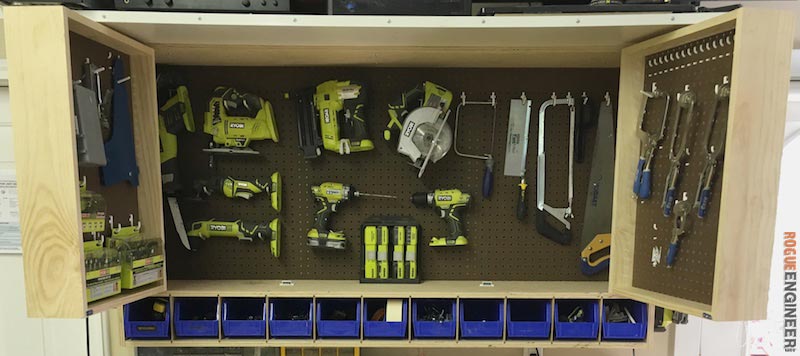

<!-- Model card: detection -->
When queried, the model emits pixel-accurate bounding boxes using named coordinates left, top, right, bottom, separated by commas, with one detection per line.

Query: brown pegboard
left=162, top=66, right=619, bottom=282
left=70, top=33, right=140, bottom=240
left=632, top=30, right=734, bottom=305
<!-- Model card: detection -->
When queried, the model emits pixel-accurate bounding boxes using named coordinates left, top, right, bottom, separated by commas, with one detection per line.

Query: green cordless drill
left=307, top=182, right=396, bottom=250
left=412, top=189, right=471, bottom=247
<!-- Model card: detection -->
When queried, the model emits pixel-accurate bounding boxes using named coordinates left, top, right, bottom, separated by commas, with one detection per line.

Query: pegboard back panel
left=164, top=67, right=619, bottom=282
left=631, top=30, right=735, bottom=305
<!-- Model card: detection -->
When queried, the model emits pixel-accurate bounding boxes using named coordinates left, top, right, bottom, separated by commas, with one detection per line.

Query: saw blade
left=580, top=100, right=615, bottom=248
left=167, top=197, right=192, bottom=250
left=504, top=98, right=532, bottom=177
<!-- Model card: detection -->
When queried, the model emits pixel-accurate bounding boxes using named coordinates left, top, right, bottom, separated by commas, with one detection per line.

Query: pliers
left=694, top=77, right=730, bottom=218
left=663, top=87, right=696, bottom=216
left=633, top=83, right=670, bottom=199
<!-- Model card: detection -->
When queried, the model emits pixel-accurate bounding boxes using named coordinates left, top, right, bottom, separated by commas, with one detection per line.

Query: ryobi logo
left=403, top=121, right=416, bottom=137
left=326, top=189, right=341, bottom=195
left=323, top=108, right=331, bottom=124
left=209, top=224, right=229, bottom=231
left=229, top=122, right=245, bottom=129
left=437, top=195, right=453, bottom=202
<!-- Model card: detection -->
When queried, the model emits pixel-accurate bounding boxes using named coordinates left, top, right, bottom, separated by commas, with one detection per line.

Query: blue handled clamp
left=633, top=83, right=670, bottom=199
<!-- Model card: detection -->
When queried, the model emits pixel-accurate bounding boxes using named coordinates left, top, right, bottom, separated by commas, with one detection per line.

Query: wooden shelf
left=86, top=281, right=165, bottom=316
left=163, top=280, right=611, bottom=299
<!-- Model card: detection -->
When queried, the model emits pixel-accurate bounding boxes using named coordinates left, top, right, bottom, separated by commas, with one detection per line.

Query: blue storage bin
left=459, top=299, right=503, bottom=339
left=506, top=299, right=551, bottom=340
left=412, top=299, right=456, bottom=339
left=554, top=299, right=599, bottom=340
left=602, top=300, right=648, bottom=341
left=363, top=299, right=408, bottom=339
left=316, top=299, right=361, bottom=338
left=124, top=298, right=170, bottom=340
left=269, top=298, right=313, bottom=338
left=222, top=298, right=266, bottom=338
left=174, top=297, right=220, bottom=338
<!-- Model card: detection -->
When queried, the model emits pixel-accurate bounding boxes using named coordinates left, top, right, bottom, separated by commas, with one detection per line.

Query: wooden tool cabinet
left=3, top=4, right=793, bottom=349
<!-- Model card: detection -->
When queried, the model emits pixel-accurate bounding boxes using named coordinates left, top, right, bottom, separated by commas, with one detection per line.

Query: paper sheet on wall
left=0, top=169, right=20, bottom=253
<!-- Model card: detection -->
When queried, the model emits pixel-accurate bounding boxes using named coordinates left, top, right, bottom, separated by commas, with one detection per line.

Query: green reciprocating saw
left=187, top=219, right=281, bottom=257
left=412, top=189, right=471, bottom=247
left=203, top=87, right=279, bottom=155
left=307, top=182, right=396, bottom=250
left=158, top=84, right=195, bottom=192
left=195, top=173, right=282, bottom=212
left=297, top=80, right=373, bottom=158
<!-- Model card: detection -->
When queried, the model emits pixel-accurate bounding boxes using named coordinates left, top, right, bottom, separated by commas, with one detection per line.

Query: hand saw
left=503, top=93, right=532, bottom=220
left=580, top=94, right=615, bottom=275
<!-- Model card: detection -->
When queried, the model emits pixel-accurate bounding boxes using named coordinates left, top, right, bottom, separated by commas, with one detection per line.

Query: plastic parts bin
left=174, top=297, right=220, bottom=338
left=554, top=299, right=599, bottom=340
left=459, top=299, right=503, bottom=339
left=506, top=299, right=551, bottom=340
left=269, top=298, right=313, bottom=338
left=363, top=298, right=408, bottom=339
left=222, top=297, right=266, bottom=338
left=124, top=298, right=170, bottom=340
left=602, top=300, right=648, bottom=340
left=412, top=299, right=456, bottom=339
left=316, top=299, right=361, bottom=338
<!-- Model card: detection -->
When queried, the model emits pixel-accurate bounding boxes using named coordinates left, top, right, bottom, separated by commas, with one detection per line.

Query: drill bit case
left=360, top=216, right=421, bottom=284
left=107, top=223, right=165, bottom=290
left=83, top=240, right=122, bottom=303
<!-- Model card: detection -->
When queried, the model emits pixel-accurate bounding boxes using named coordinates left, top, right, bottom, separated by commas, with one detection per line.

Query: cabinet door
left=611, top=8, right=793, bottom=321
left=4, top=6, right=164, bottom=318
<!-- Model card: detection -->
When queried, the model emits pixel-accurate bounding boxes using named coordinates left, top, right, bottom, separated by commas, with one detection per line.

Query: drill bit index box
left=84, top=241, right=121, bottom=303
left=107, top=217, right=165, bottom=290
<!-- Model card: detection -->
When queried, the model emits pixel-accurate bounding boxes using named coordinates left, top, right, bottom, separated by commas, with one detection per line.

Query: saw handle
left=535, top=212, right=572, bottom=245
left=342, top=82, right=369, bottom=142
left=239, top=221, right=270, bottom=241
left=516, top=181, right=527, bottom=221
left=482, top=157, right=493, bottom=198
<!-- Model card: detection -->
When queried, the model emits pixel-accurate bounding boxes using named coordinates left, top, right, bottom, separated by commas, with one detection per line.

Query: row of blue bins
left=124, top=297, right=647, bottom=341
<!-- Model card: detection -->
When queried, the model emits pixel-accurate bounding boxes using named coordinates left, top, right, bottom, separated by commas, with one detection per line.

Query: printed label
left=403, top=121, right=416, bottom=137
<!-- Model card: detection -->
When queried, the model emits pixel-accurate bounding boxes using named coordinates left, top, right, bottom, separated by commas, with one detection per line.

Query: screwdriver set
left=361, top=217, right=420, bottom=284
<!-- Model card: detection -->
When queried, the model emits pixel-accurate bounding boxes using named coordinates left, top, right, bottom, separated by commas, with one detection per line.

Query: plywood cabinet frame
left=4, top=5, right=165, bottom=318
left=3, top=4, right=793, bottom=327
